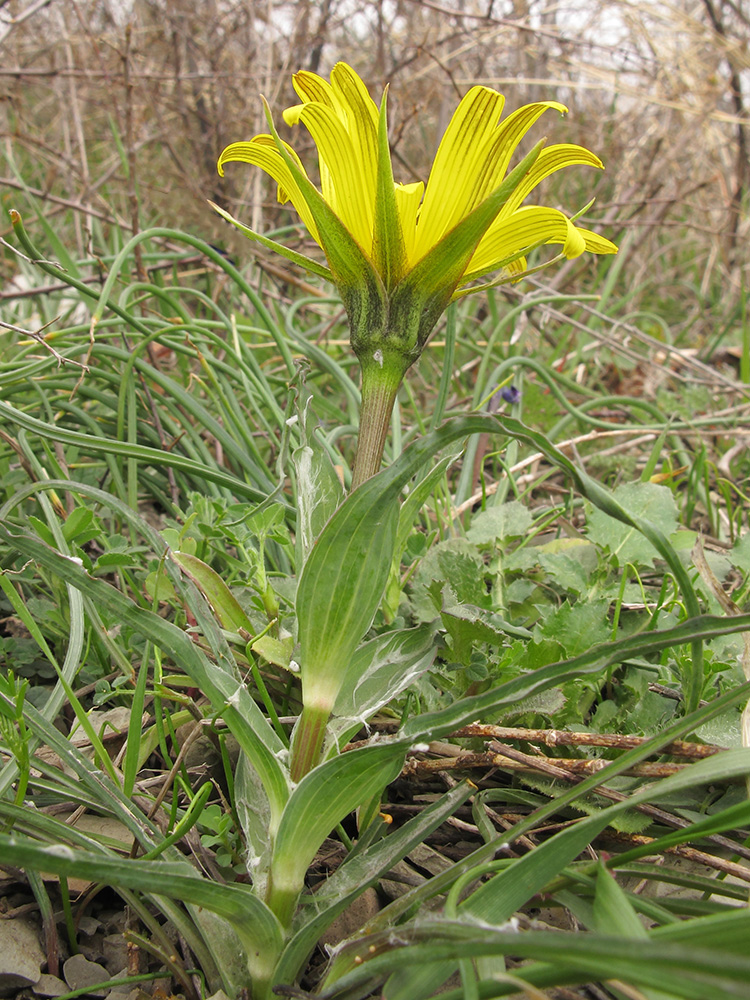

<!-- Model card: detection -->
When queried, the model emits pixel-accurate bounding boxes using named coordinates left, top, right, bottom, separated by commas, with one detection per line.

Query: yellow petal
left=290, top=70, right=336, bottom=108
left=394, top=181, right=425, bottom=267
left=295, top=103, right=375, bottom=251
left=413, top=86, right=506, bottom=261
left=217, top=136, right=320, bottom=243
left=330, top=63, right=379, bottom=142
left=578, top=229, right=619, bottom=255
left=466, top=205, right=586, bottom=277
left=499, top=144, right=604, bottom=218
left=282, top=103, right=305, bottom=127
left=481, top=101, right=567, bottom=192
left=330, top=63, right=379, bottom=218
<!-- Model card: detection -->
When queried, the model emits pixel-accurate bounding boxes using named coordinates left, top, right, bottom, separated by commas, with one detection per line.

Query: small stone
left=32, top=974, right=68, bottom=998
left=102, top=935, right=129, bottom=975
left=319, top=887, right=381, bottom=951
left=0, top=917, right=45, bottom=997
left=105, top=975, right=135, bottom=1000
left=77, top=916, right=102, bottom=938
left=63, top=954, right=111, bottom=997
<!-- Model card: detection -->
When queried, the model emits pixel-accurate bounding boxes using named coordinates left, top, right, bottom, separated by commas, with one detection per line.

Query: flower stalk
left=289, top=702, right=331, bottom=782
left=351, top=349, right=408, bottom=489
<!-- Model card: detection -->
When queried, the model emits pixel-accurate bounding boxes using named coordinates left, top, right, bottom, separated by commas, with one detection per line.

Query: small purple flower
left=500, top=385, right=521, bottom=404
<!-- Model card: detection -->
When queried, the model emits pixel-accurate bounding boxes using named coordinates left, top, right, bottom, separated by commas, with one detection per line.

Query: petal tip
left=283, top=104, right=304, bottom=126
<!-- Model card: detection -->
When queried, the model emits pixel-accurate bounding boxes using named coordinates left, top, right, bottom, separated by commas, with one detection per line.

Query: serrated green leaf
left=535, top=599, right=610, bottom=657
left=537, top=539, right=597, bottom=595
left=401, top=615, right=750, bottom=742
left=587, top=481, right=679, bottom=568
left=414, top=538, right=487, bottom=608
left=466, top=501, right=532, bottom=543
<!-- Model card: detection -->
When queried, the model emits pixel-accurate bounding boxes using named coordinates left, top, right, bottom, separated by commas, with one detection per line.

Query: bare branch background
left=1, top=0, right=748, bottom=327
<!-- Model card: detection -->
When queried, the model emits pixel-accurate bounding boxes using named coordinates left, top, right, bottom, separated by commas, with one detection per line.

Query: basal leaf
left=268, top=743, right=406, bottom=923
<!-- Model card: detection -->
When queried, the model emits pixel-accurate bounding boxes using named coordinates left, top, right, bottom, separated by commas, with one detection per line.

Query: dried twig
left=0, top=317, right=89, bottom=371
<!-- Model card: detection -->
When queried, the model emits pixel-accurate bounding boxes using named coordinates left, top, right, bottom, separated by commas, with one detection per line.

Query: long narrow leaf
left=0, top=524, right=291, bottom=827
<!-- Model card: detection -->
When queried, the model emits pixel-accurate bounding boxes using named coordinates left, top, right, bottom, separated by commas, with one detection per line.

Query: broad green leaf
left=0, top=837, right=283, bottom=984
left=436, top=539, right=488, bottom=606
left=274, top=781, right=475, bottom=986
left=234, top=753, right=275, bottom=895
left=295, top=475, right=401, bottom=708
left=268, top=743, right=406, bottom=923
left=331, top=624, right=436, bottom=741
left=292, top=381, right=344, bottom=563
left=730, top=530, right=750, bottom=572
left=61, top=505, right=99, bottom=544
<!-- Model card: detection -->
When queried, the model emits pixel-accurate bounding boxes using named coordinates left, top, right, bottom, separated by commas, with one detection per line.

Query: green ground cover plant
left=2, top=7, right=750, bottom=999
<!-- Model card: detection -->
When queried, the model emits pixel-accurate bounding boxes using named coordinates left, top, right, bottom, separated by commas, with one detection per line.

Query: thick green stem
left=289, top=703, right=331, bottom=782
left=351, top=354, right=407, bottom=490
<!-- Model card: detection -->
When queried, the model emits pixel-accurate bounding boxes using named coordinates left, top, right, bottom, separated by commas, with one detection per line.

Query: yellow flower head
left=215, top=63, right=616, bottom=360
